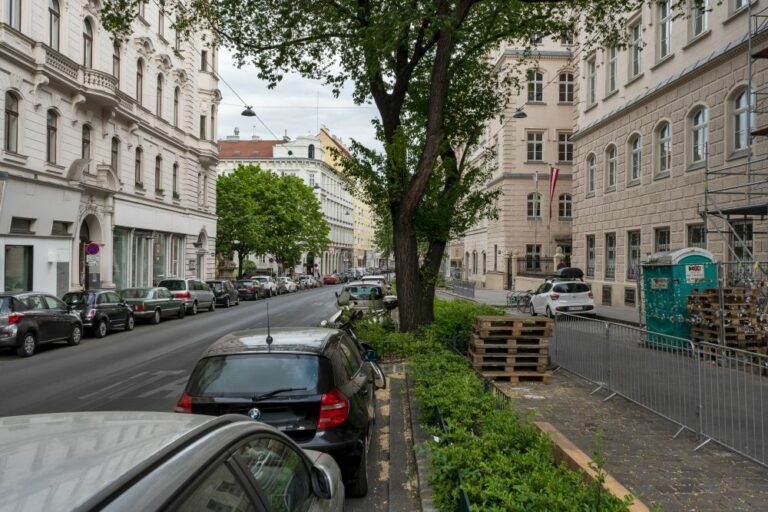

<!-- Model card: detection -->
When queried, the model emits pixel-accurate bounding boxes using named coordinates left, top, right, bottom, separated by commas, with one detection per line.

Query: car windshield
left=346, top=285, right=382, bottom=300
left=121, top=288, right=151, bottom=299
left=252, top=277, right=268, bottom=282
left=159, top=280, right=185, bottom=291
left=553, top=283, right=590, bottom=294
left=62, top=292, right=90, bottom=306
left=187, top=354, right=320, bottom=397
left=207, top=282, right=223, bottom=291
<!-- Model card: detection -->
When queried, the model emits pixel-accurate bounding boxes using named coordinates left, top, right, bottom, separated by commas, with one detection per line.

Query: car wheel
left=16, top=332, right=36, bottom=357
left=347, top=438, right=369, bottom=498
left=67, top=325, right=82, bottom=346
left=125, top=315, right=135, bottom=331
left=177, top=304, right=186, bottom=319
left=191, top=302, right=198, bottom=315
left=224, top=297, right=231, bottom=308
left=546, top=306, right=554, bottom=319
left=151, top=309, right=162, bottom=325
left=530, top=303, right=537, bottom=317
left=209, top=299, right=216, bottom=312
left=94, top=318, right=108, bottom=338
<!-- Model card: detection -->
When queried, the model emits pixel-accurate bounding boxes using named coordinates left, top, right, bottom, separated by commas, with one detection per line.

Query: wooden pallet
left=469, top=342, right=549, bottom=356
left=475, top=315, right=553, bottom=328
left=476, top=328, right=553, bottom=339
left=481, top=371, right=551, bottom=383
left=468, top=349, right=548, bottom=366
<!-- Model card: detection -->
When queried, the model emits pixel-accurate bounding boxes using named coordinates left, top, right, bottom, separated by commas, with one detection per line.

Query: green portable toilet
left=642, top=248, right=717, bottom=345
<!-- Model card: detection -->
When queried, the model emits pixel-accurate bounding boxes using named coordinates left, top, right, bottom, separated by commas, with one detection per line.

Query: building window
left=494, top=244, right=498, bottom=271
left=526, top=132, right=543, bottom=161
left=630, top=21, right=642, bottom=78
left=155, top=74, right=164, bottom=118
left=561, top=32, right=575, bottom=45
left=308, top=144, right=315, bottom=159
left=627, top=231, right=641, bottom=279
left=654, top=227, right=671, bottom=252
left=6, top=0, right=20, bottom=30
left=587, top=58, right=596, bottom=106
left=732, top=221, right=753, bottom=260
left=112, top=42, right=121, bottom=85
left=10, top=217, right=33, bottom=234
left=4, top=245, right=33, bottom=292
left=200, top=50, right=208, bottom=71
left=210, top=105, right=216, bottom=140
left=111, top=137, right=119, bottom=172
left=629, top=134, right=642, bottom=182
left=81, top=124, right=91, bottom=162
left=587, top=154, right=596, bottom=193
left=51, top=220, right=70, bottom=236
left=692, top=107, right=708, bottom=164
left=472, top=251, right=478, bottom=274
left=135, top=147, right=143, bottom=185
left=606, top=145, right=617, bottom=189
left=173, top=87, right=180, bottom=127
left=656, top=122, right=671, bottom=175
left=692, top=0, right=709, bottom=37
left=688, top=224, right=706, bottom=249
left=158, top=8, right=164, bottom=38
left=527, top=70, right=543, bottom=102
left=199, top=115, right=207, bottom=139
left=49, top=0, right=60, bottom=50
left=83, top=19, right=93, bottom=68
left=558, top=132, right=573, bottom=162
left=606, top=46, right=617, bottom=93
left=527, top=192, right=541, bottom=219
left=559, top=73, right=574, bottom=103
left=734, top=0, right=747, bottom=10
left=586, top=235, right=595, bottom=277
left=4, top=91, right=19, bottom=153
left=175, top=30, right=181, bottom=51
left=734, top=90, right=750, bottom=152
left=46, top=109, right=57, bottom=164
left=658, top=0, right=672, bottom=60
left=154, top=155, right=162, bottom=193
left=138, top=0, right=146, bottom=18
left=605, top=233, right=616, bottom=280
left=136, top=58, right=144, bottom=104
left=558, top=193, right=572, bottom=219
left=482, top=251, right=486, bottom=275
left=172, top=162, right=179, bottom=196
left=526, top=245, right=541, bottom=271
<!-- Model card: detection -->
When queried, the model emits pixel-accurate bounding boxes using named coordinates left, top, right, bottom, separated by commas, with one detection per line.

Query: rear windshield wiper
left=251, top=387, right=308, bottom=402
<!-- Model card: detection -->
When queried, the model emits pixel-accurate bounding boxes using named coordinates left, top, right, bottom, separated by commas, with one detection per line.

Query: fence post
left=605, top=322, right=611, bottom=393
left=717, top=263, right=726, bottom=346
left=695, top=342, right=704, bottom=440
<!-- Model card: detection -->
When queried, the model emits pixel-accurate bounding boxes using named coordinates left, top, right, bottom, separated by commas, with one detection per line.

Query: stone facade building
left=571, top=0, right=767, bottom=307
left=0, top=0, right=219, bottom=295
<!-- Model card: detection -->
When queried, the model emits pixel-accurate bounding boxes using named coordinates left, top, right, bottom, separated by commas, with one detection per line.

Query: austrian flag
left=548, top=167, right=560, bottom=222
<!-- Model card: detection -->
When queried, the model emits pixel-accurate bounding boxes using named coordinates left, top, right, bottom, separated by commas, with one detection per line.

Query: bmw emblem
left=247, top=408, right=262, bottom=421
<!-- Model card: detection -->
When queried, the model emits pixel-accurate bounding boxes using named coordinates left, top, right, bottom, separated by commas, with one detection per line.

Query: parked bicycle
left=507, top=290, right=533, bottom=314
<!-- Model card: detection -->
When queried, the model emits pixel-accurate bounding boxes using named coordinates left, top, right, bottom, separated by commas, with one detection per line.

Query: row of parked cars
left=0, top=275, right=326, bottom=358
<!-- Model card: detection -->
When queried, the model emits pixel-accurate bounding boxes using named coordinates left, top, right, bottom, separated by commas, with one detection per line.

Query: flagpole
left=547, top=165, right=552, bottom=259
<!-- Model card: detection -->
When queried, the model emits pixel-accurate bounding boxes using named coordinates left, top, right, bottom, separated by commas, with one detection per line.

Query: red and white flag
left=548, top=167, right=560, bottom=222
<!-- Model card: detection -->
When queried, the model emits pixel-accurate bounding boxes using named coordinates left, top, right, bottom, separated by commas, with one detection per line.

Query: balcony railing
left=516, top=257, right=554, bottom=277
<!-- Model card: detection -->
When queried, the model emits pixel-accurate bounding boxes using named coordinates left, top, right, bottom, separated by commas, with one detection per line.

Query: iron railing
left=516, top=256, right=554, bottom=276
left=448, top=279, right=476, bottom=298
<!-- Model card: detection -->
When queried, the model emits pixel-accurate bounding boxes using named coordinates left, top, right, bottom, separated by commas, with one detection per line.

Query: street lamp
left=241, top=106, right=257, bottom=117
left=512, top=107, right=527, bottom=119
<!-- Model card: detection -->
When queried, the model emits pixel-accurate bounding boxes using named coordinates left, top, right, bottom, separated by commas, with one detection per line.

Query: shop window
left=5, top=245, right=33, bottom=292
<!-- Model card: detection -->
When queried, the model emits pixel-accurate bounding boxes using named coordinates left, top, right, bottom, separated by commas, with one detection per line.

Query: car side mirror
left=311, top=465, right=334, bottom=500
left=364, top=349, right=381, bottom=363
left=319, top=320, right=329, bottom=328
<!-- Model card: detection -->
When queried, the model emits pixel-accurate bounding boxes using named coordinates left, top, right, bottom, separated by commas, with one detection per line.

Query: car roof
left=345, top=281, right=381, bottom=287
left=362, top=275, right=385, bottom=280
left=202, top=327, right=339, bottom=357
left=0, top=412, right=228, bottom=512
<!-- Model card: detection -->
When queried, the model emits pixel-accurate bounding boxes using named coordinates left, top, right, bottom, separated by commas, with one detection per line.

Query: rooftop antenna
left=265, top=302, right=273, bottom=351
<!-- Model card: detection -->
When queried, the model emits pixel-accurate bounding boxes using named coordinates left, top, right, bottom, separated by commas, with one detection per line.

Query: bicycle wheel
left=517, top=296, right=530, bottom=314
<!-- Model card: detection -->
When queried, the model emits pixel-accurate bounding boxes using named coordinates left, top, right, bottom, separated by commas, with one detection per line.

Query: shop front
left=113, top=228, right=186, bottom=289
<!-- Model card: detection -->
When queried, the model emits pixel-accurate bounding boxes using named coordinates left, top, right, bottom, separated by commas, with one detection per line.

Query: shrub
left=431, top=299, right=504, bottom=353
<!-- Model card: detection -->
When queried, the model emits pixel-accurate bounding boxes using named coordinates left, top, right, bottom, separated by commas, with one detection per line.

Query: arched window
left=472, top=251, right=478, bottom=274
left=587, top=154, right=596, bottom=193
left=154, top=155, right=163, bottom=193
left=482, top=251, right=486, bottom=275
left=173, top=87, right=180, bottom=127
left=691, top=107, right=708, bottom=164
left=558, top=72, right=573, bottom=103
left=465, top=251, right=469, bottom=271
left=656, top=122, right=671, bottom=174
left=308, top=144, right=317, bottom=159
left=527, top=70, right=543, bottom=102
left=49, top=0, right=60, bottom=50
left=172, top=162, right=179, bottom=196
left=156, top=74, right=163, bottom=117
left=628, top=134, right=642, bottom=183
left=558, top=193, right=572, bottom=219
left=527, top=192, right=541, bottom=218
left=110, top=137, right=119, bottom=172
left=734, top=90, right=750, bottom=151
left=606, top=145, right=617, bottom=189
left=83, top=19, right=93, bottom=68
left=136, top=58, right=144, bottom=104
left=135, top=147, right=143, bottom=185
left=112, top=42, right=121, bottom=85
left=4, top=92, right=19, bottom=153
left=81, top=124, right=91, bottom=161
left=46, top=109, right=57, bottom=164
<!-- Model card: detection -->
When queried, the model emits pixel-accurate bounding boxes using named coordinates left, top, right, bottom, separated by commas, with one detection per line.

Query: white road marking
left=77, top=371, right=148, bottom=399
left=137, top=375, right=190, bottom=399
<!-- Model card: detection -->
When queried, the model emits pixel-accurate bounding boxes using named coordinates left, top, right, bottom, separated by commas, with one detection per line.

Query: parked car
left=336, top=282, right=385, bottom=314
left=119, top=287, right=186, bottom=324
left=361, top=275, right=390, bottom=294
left=157, top=279, right=216, bottom=315
left=0, top=411, right=344, bottom=511
left=62, top=290, right=134, bottom=338
left=277, top=276, right=298, bottom=293
left=530, top=280, right=595, bottom=317
left=251, top=275, right=277, bottom=296
left=206, top=279, right=240, bottom=307
left=323, top=274, right=339, bottom=285
left=0, top=292, right=83, bottom=357
left=235, top=279, right=266, bottom=300
left=176, top=327, right=383, bottom=497
left=298, top=275, right=319, bottom=288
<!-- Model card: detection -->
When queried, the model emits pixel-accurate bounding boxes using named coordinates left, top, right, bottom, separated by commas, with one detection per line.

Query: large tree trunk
left=237, top=251, right=245, bottom=279
left=392, top=204, right=434, bottom=331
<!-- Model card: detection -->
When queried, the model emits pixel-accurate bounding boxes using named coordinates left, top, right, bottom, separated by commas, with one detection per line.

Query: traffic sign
left=85, top=242, right=100, bottom=256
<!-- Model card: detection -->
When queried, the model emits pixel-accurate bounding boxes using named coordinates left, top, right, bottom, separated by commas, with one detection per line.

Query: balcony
left=81, top=68, right=119, bottom=108
left=516, top=256, right=554, bottom=277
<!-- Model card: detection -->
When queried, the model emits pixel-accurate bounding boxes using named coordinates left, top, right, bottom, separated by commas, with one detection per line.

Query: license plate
left=570, top=306, right=584, bottom=311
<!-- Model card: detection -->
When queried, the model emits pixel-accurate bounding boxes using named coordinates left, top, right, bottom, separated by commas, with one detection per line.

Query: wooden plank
left=481, top=371, right=551, bottom=384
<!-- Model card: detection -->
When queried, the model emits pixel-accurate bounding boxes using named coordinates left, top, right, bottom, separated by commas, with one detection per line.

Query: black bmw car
left=175, top=327, right=384, bottom=497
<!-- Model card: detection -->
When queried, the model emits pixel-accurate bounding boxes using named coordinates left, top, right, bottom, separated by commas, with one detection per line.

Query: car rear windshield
left=62, top=292, right=91, bottom=306
left=553, top=283, right=590, bottom=294
left=236, top=280, right=254, bottom=287
left=207, top=282, right=223, bottom=291
left=121, top=288, right=151, bottom=299
left=159, top=280, right=186, bottom=291
left=346, top=285, right=382, bottom=300
left=252, top=276, right=268, bottom=282
left=187, top=354, right=320, bottom=397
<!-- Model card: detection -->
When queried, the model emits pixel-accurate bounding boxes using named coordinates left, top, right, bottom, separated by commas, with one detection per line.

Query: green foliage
left=240, top=260, right=257, bottom=277
left=431, top=299, right=504, bottom=353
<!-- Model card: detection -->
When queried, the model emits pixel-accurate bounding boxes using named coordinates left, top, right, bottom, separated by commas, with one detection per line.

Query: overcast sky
left=217, top=50, right=381, bottom=150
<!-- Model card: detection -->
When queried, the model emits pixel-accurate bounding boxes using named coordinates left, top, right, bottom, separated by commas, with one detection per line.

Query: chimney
left=225, top=127, right=240, bottom=141
left=282, top=129, right=290, bottom=142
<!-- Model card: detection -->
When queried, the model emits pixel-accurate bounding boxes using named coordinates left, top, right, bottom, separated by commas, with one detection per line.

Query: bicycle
left=507, top=290, right=533, bottom=314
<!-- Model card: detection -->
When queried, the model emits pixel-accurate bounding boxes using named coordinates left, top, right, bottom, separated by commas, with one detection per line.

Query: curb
left=405, top=373, right=436, bottom=512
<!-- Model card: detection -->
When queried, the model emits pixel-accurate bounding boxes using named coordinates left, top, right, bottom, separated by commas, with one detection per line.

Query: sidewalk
left=438, top=287, right=640, bottom=325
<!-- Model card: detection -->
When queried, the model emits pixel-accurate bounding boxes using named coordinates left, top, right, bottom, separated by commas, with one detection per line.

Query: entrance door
left=79, top=221, right=90, bottom=290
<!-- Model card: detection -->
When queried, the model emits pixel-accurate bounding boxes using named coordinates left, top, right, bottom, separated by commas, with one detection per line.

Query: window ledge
left=606, top=185, right=617, bottom=192
left=526, top=101, right=546, bottom=106
left=558, top=101, right=574, bottom=106
left=654, top=172, right=671, bottom=181
left=726, top=149, right=751, bottom=162
left=556, top=160, right=573, bottom=165
left=158, top=34, right=169, bottom=45
left=558, top=217, right=573, bottom=221
left=603, top=89, right=618, bottom=101
left=687, top=161, right=707, bottom=172
left=2, top=151, right=28, bottom=165
left=138, top=16, right=150, bottom=27
left=627, top=179, right=641, bottom=188
left=625, top=72, right=644, bottom=88
left=45, top=163, right=65, bottom=174
left=524, top=160, right=545, bottom=164
left=683, top=29, right=711, bottom=51
left=651, top=53, right=675, bottom=71
left=586, top=191, right=596, bottom=198
left=723, top=3, right=754, bottom=25
left=527, top=217, right=542, bottom=221
left=584, top=102, right=597, bottom=113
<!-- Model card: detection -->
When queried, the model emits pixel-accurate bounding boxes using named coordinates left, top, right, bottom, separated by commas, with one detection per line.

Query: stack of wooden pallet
left=687, top=288, right=767, bottom=351
left=469, top=316, right=553, bottom=383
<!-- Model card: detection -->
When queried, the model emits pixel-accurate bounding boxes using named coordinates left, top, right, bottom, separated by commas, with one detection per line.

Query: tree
left=102, top=0, right=668, bottom=330
left=216, top=165, right=330, bottom=276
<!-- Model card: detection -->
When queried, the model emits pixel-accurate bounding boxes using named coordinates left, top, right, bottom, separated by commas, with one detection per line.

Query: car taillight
left=249, top=286, right=256, bottom=291
left=318, top=389, right=349, bottom=429
left=176, top=291, right=191, bottom=299
left=550, top=293, right=560, bottom=300
left=175, top=392, right=192, bottom=413
left=134, top=304, right=145, bottom=311
left=588, top=292, right=594, bottom=299
left=8, top=313, right=23, bottom=325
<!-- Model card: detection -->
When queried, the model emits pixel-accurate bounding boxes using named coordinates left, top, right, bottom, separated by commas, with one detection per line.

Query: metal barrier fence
left=448, top=279, right=476, bottom=298
left=553, top=313, right=768, bottom=468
